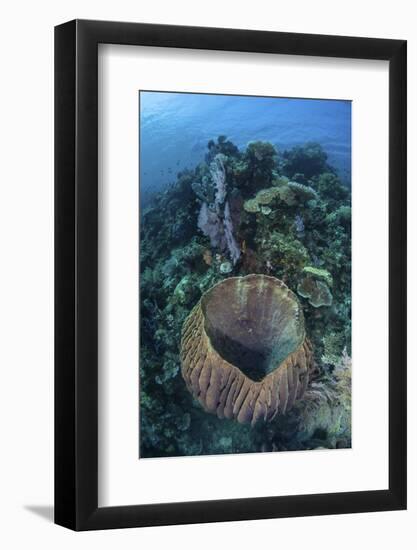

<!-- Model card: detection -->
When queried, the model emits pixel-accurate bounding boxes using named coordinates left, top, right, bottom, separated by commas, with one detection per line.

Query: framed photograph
left=55, top=19, right=406, bottom=530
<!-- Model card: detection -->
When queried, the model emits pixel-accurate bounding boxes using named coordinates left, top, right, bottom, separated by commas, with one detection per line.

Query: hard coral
left=243, top=198, right=260, bottom=213
left=256, top=187, right=281, bottom=205
left=243, top=187, right=280, bottom=213
left=302, top=266, right=333, bottom=287
left=297, top=276, right=333, bottom=308
left=277, top=185, right=297, bottom=206
left=287, top=181, right=318, bottom=202
left=258, top=232, right=310, bottom=285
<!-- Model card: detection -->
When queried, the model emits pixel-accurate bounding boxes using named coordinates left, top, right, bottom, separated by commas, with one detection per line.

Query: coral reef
left=140, top=136, right=351, bottom=457
left=181, top=275, right=314, bottom=425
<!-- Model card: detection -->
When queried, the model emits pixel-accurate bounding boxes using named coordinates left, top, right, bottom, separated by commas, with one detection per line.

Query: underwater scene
left=139, top=91, right=351, bottom=458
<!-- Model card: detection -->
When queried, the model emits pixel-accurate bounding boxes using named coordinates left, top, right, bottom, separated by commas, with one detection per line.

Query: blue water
left=139, top=91, right=351, bottom=205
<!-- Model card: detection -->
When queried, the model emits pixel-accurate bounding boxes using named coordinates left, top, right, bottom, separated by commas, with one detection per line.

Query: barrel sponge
left=180, top=275, right=314, bottom=426
left=297, top=276, right=333, bottom=308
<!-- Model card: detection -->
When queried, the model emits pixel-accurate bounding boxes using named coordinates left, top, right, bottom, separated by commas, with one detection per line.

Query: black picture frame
left=55, top=19, right=407, bottom=531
